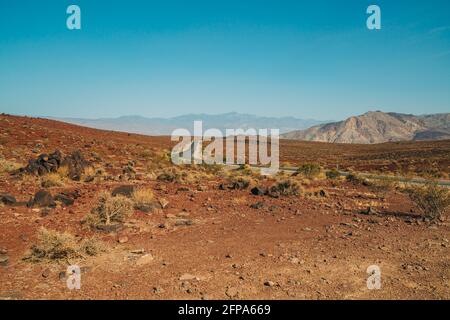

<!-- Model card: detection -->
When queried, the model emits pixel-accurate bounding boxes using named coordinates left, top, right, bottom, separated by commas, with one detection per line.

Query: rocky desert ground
left=0, top=114, right=449, bottom=300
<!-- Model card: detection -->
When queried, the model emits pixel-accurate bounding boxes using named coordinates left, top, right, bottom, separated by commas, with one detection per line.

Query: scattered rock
left=361, top=206, right=378, bottom=215
left=96, top=223, right=123, bottom=233
left=84, top=176, right=95, bottom=183
left=42, top=268, right=51, bottom=278
left=118, top=236, right=129, bottom=244
left=0, top=254, right=9, bottom=266
left=53, top=194, right=74, bottom=207
left=136, top=254, right=154, bottom=266
left=18, top=150, right=89, bottom=181
left=251, top=187, right=266, bottom=196
left=175, top=219, right=193, bottom=226
left=159, top=198, right=169, bottom=209
left=226, top=287, right=239, bottom=298
left=250, top=201, right=265, bottom=209
left=130, top=249, right=145, bottom=254
left=61, top=150, right=90, bottom=181
left=111, top=185, right=135, bottom=198
left=135, top=202, right=161, bottom=213
left=27, top=190, right=55, bottom=208
left=179, top=273, right=197, bottom=281
left=264, top=281, right=275, bottom=287
left=0, top=193, right=16, bottom=206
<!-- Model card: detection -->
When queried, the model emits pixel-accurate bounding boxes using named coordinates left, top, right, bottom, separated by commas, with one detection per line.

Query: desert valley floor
left=0, top=114, right=449, bottom=299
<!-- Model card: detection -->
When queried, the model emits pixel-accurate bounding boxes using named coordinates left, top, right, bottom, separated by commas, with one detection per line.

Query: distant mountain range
left=281, top=111, right=450, bottom=144
left=50, top=113, right=327, bottom=135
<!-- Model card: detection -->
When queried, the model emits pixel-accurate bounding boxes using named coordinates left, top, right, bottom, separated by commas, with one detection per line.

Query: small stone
left=264, top=281, right=275, bottom=287
left=130, top=249, right=145, bottom=254
left=118, top=236, right=129, bottom=244
left=179, top=273, right=197, bottom=281
left=226, top=287, right=239, bottom=298
left=111, top=185, right=135, bottom=198
left=251, top=187, right=266, bottom=196
left=175, top=219, right=193, bottom=226
left=159, top=198, right=169, bottom=209
left=28, top=190, right=55, bottom=208
left=54, top=194, right=74, bottom=206
left=42, top=268, right=51, bottom=278
left=250, top=201, right=265, bottom=209
left=0, top=254, right=9, bottom=266
left=136, top=254, right=154, bottom=266
left=0, top=193, right=16, bottom=206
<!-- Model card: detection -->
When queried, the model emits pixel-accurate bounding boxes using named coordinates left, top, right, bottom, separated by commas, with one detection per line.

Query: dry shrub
left=140, top=149, right=153, bottom=159
left=24, top=227, right=105, bottom=263
left=40, top=166, right=70, bottom=188
left=85, top=192, right=133, bottom=227
left=268, top=179, right=301, bottom=197
left=41, top=173, right=64, bottom=188
left=295, top=163, right=322, bottom=179
left=0, top=158, right=21, bottom=174
left=197, top=163, right=224, bottom=175
left=405, top=181, right=449, bottom=222
left=157, top=166, right=189, bottom=183
left=346, top=172, right=369, bottom=185
left=236, top=164, right=253, bottom=176
left=228, top=175, right=253, bottom=190
left=369, top=177, right=398, bottom=196
left=132, top=187, right=155, bottom=207
left=326, top=169, right=341, bottom=180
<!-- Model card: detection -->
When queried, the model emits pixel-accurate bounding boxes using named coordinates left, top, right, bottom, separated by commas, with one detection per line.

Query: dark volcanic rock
left=28, top=190, right=55, bottom=208
left=135, top=202, right=161, bottom=213
left=54, top=194, right=74, bottom=206
left=0, top=193, right=17, bottom=205
left=251, top=187, right=266, bottom=196
left=96, top=224, right=124, bottom=233
left=111, top=185, right=135, bottom=198
left=250, top=201, right=265, bottom=209
left=61, top=150, right=90, bottom=181
left=0, top=254, right=8, bottom=267
left=19, top=150, right=89, bottom=181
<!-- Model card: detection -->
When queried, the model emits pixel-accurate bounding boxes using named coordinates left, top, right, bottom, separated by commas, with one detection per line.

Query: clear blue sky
left=1, top=0, right=449, bottom=120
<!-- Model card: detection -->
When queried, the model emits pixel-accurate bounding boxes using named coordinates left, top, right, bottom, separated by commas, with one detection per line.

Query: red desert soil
left=0, top=114, right=449, bottom=300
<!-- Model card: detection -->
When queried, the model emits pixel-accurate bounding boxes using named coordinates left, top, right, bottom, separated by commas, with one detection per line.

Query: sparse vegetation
left=228, top=175, right=253, bottom=190
left=346, top=172, right=369, bottom=185
left=84, top=192, right=134, bottom=227
left=404, top=181, right=450, bottom=222
left=326, top=168, right=340, bottom=180
left=24, top=227, right=105, bottom=263
left=157, top=167, right=186, bottom=183
left=368, top=177, right=398, bottom=196
left=132, top=187, right=155, bottom=207
left=268, top=179, right=301, bottom=196
left=0, top=158, right=21, bottom=174
left=295, top=163, right=322, bottom=179
left=40, top=166, right=69, bottom=188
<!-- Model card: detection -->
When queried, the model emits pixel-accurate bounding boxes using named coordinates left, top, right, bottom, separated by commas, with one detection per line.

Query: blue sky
left=1, top=0, right=449, bottom=121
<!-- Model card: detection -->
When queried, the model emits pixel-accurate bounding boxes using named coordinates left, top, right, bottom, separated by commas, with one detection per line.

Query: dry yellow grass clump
left=24, top=227, right=105, bottom=263
left=0, top=158, right=21, bottom=174
left=132, top=187, right=155, bottom=207
left=40, top=166, right=69, bottom=188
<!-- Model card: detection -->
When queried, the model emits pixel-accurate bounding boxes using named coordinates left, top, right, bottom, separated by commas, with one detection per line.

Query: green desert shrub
left=405, top=181, right=450, bottom=222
